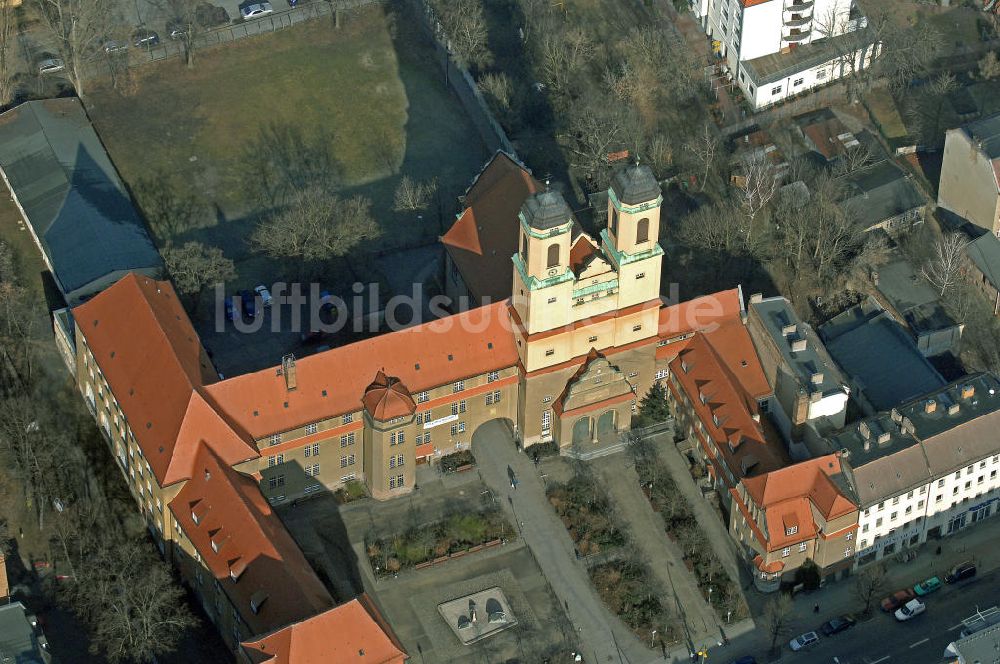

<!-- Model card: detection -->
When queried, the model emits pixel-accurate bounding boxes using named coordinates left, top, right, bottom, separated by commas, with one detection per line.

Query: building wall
left=939, top=129, right=1000, bottom=236
left=856, top=453, right=1000, bottom=564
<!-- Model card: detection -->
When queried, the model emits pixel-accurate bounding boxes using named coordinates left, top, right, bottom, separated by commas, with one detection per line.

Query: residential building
left=963, top=230, right=1000, bottom=315
left=820, top=298, right=945, bottom=414
left=939, top=113, right=1000, bottom=236
left=441, top=151, right=542, bottom=307
left=729, top=453, right=858, bottom=591
left=0, top=602, right=50, bottom=664
left=871, top=258, right=964, bottom=357
left=0, top=99, right=162, bottom=305
left=822, top=374, right=1000, bottom=565
left=794, top=108, right=861, bottom=162
left=746, top=294, right=850, bottom=455
left=694, top=0, right=876, bottom=109
left=841, top=161, right=926, bottom=234
left=945, top=621, right=1000, bottom=664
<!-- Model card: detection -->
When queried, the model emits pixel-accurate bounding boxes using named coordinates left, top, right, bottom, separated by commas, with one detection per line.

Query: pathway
left=593, top=453, right=722, bottom=651
left=471, top=421, right=655, bottom=664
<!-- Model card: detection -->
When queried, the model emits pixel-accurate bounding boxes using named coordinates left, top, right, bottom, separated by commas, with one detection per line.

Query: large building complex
left=693, top=0, right=877, bottom=108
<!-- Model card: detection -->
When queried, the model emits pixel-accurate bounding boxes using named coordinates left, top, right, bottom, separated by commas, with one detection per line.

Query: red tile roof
left=206, top=302, right=519, bottom=439
left=73, top=274, right=258, bottom=485
left=241, top=595, right=406, bottom=664
left=362, top=371, right=416, bottom=421
left=441, top=152, right=542, bottom=302
left=741, top=454, right=857, bottom=551
left=168, top=443, right=333, bottom=636
left=657, top=288, right=743, bottom=341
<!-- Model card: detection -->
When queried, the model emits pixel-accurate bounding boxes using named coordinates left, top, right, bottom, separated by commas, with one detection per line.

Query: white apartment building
left=825, top=374, right=1000, bottom=566
left=693, top=0, right=877, bottom=109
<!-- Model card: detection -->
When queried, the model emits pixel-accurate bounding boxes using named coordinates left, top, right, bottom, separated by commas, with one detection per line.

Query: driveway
left=471, top=420, right=655, bottom=664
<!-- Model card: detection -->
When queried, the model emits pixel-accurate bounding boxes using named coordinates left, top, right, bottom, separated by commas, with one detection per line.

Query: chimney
left=948, top=403, right=960, bottom=416
left=924, top=399, right=937, bottom=414
left=752, top=413, right=761, bottom=423
left=902, top=417, right=915, bottom=434
left=791, top=338, right=808, bottom=352
left=750, top=293, right=764, bottom=304
left=859, top=420, right=871, bottom=440
left=961, top=384, right=975, bottom=400
left=877, top=431, right=891, bottom=445
left=282, top=354, right=297, bottom=392
left=810, top=372, right=824, bottom=386
left=863, top=438, right=871, bottom=452
left=782, top=324, right=797, bottom=337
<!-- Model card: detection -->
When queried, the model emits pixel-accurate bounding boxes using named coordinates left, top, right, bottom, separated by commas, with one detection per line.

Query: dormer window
left=250, top=591, right=268, bottom=615
left=211, top=539, right=219, bottom=553
left=191, top=511, right=200, bottom=525
left=786, top=525, right=797, bottom=536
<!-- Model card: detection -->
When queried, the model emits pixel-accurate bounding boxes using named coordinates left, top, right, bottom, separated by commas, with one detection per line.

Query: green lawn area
left=867, top=87, right=909, bottom=141
left=89, top=9, right=406, bottom=229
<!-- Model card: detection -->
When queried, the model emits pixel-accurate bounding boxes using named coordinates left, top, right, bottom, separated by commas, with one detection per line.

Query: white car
left=895, top=598, right=926, bottom=621
left=38, top=58, right=65, bottom=75
left=789, top=631, right=819, bottom=651
left=240, top=2, right=273, bottom=19
left=254, top=285, right=273, bottom=307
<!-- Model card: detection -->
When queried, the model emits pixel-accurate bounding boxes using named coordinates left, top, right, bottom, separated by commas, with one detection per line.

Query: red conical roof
left=362, top=370, right=416, bottom=421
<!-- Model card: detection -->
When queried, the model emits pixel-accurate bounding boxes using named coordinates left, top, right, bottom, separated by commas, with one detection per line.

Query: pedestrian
left=814, top=603, right=820, bottom=614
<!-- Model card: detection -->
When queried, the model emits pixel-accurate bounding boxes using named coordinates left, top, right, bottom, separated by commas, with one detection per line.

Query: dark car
left=224, top=296, right=236, bottom=321
left=132, top=28, right=160, bottom=48
left=820, top=615, right=856, bottom=636
left=240, top=289, right=257, bottom=318
left=881, top=589, right=916, bottom=612
left=945, top=562, right=977, bottom=584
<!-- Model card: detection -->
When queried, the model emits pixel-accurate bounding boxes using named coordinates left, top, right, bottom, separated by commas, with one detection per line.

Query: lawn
left=866, top=87, right=909, bottom=141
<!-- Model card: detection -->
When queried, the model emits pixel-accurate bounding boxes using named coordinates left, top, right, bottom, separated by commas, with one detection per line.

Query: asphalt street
left=762, top=566, right=1000, bottom=664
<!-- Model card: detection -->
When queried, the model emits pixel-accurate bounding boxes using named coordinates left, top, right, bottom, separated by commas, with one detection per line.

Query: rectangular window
left=632, top=324, right=642, bottom=332
left=268, top=475, right=285, bottom=489
left=771, top=85, right=782, bottom=95
left=655, top=368, right=668, bottom=380
left=453, top=381, right=464, bottom=393
left=305, top=443, right=320, bottom=457
left=305, top=423, right=318, bottom=435
left=343, top=413, right=353, bottom=424
left=636, top=273, right=645, bottom=279
left=816, top=70, right=827, bottom=80
left=487, top=371, right=499, bottom=383
left=397, top=431, right=405, bottom=444
left=938, top=479, right=945, bottom=488
left=781, top=547, right=790, bottom=557
left=545, top=349, right=555, bottom=357
left=340, top=432, right=355, bottom=447
left=588, top=336, right=598, bottom=343
left=305, top=463, right=320, bottom=477
left=798, top=542, right=807, bottom=552
left=541, top=410, right=552, bottom=434
left=268, top=433, right=280, bottom=446
left=793, top=77, right=804, bottom=86
left=547, top=297, right=557, bottom=304
left=418, top=391, right=429, bottom=403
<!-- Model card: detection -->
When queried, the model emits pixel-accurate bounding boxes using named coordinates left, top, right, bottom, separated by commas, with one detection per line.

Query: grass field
left=867, top=87, right=909, bottom=140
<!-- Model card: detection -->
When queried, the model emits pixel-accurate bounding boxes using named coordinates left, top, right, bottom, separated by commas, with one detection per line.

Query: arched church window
left=547, top=243, right=560, bottom=269
left=520, top=233, right=528, bottom=261
left=610, top=209, right=619, bottom=237
left=636, top=217, right=649, bottom=243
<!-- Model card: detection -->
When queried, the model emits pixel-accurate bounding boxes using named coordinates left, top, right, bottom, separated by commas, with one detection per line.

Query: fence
left=406, top=0, right=516, bottom=157
left=94, top=0, right=378, bottom=74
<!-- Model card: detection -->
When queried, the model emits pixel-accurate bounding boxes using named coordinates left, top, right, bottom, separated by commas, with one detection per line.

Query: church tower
left=602, top=163, right=664, bottom=309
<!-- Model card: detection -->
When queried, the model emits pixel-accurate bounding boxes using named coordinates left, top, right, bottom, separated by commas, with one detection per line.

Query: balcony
left=784, top=0, right=814, bottom=10
left=782, top=29, right=812, bottom=42
left=784, top=14, right=813, bottom=27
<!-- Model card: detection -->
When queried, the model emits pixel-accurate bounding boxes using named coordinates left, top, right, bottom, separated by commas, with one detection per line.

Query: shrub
left=440, top=449, right=476, bottom=473
left=529, top=440, right=559, bottom=459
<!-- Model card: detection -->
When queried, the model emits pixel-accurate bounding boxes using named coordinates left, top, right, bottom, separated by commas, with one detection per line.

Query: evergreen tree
left=636, top=382, right=671, bottom=427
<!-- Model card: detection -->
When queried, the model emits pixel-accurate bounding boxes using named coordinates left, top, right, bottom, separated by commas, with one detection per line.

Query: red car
left=881, top=589, right=916, bottom=612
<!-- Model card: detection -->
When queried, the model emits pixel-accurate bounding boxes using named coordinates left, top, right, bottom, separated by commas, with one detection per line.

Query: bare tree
left=921, top=233, right=968, bottom=296
left=679, top=200, right=743, bottom=254
left=853, top=562, right=888, bottom=617
left=979, top=51, right=1000, bottom=80
left=564, top=99, right=633, bottom=189
left=162, top=241, right=236, bottom=300
left=252, top=188, right=381, bottom=264
left=683, top=123, right=719, bottom=192
left=478, top=71, right=512, bottom=113
left=832, top=141, right=873, bottom=177
left=537, top=25, right=593, bottom=100
left=761, top=594, right=794, bottom=655
left=734, top=152, right=778, bottom=251
left=430, top=0, right=492, bottom=71
left=392, top=176, right=438, bottom=212
left=32, top=0, right=119, bottom=97
left=161, top=0, right=203, bottom=68
left=0, top=0, right=16, bottom=108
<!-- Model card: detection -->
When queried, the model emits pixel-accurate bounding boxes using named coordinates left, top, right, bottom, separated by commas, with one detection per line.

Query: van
left=945, top=562, right=977, bottom=584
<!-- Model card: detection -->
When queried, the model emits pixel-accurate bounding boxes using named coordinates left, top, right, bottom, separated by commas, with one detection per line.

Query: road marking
left=909, top=638, right=930, bottom=648
left=870, top=656, right=891, bottom=664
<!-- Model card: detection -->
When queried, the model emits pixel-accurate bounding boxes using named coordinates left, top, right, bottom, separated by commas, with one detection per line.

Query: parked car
left=288, top=0, right=297, bottom=5
left=820, top=615, right=856, bottom=636
left=788, top=631, right=819, bottom=651
left=881, top=589, right=916, bottom=612
left=224, top=296, right=236, bottom=321
left=945, top=562, right=977, bottom=584
left=132, top=29, right=160, bottom=47
left=103, top=40, right=128, bottom=54
left=37, top=57, right=65, bottom=75
left=895, top=598, right=926, bottom=621
left=913, top=576, right=942, bottom=596
left=166, top=19, right=188, bottom=39
left=239, top=289, right=257, bottom=318
left=240, top=2, right=274, bottom=19
left=254, top=284, right=273, bottom=307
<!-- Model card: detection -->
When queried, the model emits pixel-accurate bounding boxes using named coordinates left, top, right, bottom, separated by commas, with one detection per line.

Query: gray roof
left=952, top=615, right=1000, bottom=661
left=963, top=112, right=1000, bottom=160
left=966, top=231, right=1000, bottom=291
left=520, top=190, right=573, bottom=231
left=0, top=602, right=46, bottom=664
left=0, top=98, right=161, bottom=295
left=821, top=307, right=945, bottom=411
left=743, top=28, right=875, bottom=86
left=842, top=161, right=926, bottom=229
left=610, top=163, right=660, bottom=206
left=829, top=414, right=929, bottom=505
left=749, top=296, right=845, bottom=397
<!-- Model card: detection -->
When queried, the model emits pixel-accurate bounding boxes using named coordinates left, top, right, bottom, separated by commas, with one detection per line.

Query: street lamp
left=651, top=629, right=657, bottom=647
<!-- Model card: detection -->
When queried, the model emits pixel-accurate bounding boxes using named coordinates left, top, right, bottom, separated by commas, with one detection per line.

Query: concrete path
left=472, top=421, right=655, bottom=664
left=651, top=432, right=744, bottom=586
left=594, top=453, right=722, bottom=652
